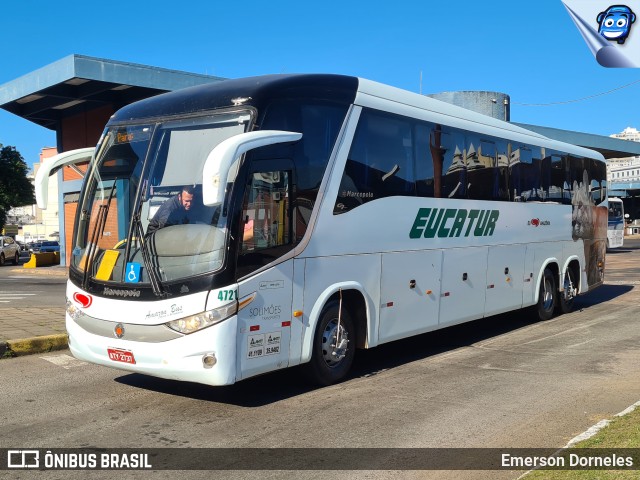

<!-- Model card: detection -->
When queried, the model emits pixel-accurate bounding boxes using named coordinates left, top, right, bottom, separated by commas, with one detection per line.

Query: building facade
left=608, top=127, right=640, bottom=222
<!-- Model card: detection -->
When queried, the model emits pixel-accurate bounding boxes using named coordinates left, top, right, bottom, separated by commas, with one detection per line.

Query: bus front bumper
left=66, top=314, right=238, bottom=386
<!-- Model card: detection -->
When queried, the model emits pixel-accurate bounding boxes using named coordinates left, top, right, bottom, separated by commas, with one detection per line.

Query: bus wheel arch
left=302, top=285, right=371, bottom=385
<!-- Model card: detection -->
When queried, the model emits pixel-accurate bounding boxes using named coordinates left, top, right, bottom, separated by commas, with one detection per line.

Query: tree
left=0, top=144, right=35, bottom=231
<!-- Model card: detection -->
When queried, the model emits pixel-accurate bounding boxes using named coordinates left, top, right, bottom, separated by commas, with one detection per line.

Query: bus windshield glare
left=72, top=110, right=251, bottom=288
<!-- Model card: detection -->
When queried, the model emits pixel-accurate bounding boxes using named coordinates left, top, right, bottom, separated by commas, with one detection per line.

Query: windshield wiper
left=131, top=213, right=166, bottom=297
left=82, top=181, right=117, bottom=290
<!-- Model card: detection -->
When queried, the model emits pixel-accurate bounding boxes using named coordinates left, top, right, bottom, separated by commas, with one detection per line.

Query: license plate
left=107, top=348, right=136, bottom=364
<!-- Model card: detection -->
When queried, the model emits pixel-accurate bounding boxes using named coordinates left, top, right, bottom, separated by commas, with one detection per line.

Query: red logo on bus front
left=530, top=218, right=540, bottom=227
left=73, top=292, right=93, bottom=308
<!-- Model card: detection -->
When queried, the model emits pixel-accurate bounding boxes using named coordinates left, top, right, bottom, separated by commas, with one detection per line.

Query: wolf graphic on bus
left=572, top=170, right=607, bottom=285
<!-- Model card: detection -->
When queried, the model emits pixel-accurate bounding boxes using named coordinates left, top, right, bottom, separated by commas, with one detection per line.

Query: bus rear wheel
left=304, top=300, right=355, bottom=386
left=536, top=268, right=556, bottom=321
left=558, top=268, right=576, bottom=314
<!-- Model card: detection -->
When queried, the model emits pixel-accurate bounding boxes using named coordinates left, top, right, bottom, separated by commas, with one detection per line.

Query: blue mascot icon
left=597, top=5, right=636, bottom=44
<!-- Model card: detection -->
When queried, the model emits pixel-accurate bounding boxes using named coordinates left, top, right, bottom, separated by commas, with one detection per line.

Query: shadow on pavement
left=115, top=285, right=632, bottom=406
left=575, top=284, right=633, bottom=307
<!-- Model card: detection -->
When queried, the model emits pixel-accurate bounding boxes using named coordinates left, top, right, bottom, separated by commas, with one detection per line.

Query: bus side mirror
left=202, top=130, right=302, bottom=206
left=35, top=147, right=94, bottom=209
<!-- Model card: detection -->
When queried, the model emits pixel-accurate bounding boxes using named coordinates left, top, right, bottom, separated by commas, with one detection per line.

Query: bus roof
left=108, top=73, right=604, bottom=162
left=108, top=74, right=359, bottom=123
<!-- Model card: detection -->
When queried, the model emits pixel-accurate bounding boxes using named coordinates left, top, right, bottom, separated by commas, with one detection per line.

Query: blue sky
left=1, top=0, right=640, bottom=171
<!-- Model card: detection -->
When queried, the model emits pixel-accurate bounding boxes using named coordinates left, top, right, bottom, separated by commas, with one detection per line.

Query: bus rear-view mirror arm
left=35, top=147, right=95, bottom=210
left=202, top=130, right=302, bottom=206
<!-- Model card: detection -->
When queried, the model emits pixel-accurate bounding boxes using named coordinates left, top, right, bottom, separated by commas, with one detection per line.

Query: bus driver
left=147, top=185, right=195, bottom=233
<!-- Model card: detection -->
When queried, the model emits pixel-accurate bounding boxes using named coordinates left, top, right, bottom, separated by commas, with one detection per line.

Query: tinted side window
left=548, top=153, right=569, bottom=204
left=415, top=123, right=434, bottom=197
left=259, top=100, right=349, bottom=236
left=466, top=138, right=493, bottom=200
left=589, top=157, right=607, bottom=204
left=440, top=129, right=468, bottom=199
left=510, top=146, right=533, bottom=202
left=332, top=109, right=606, bottom=209
left=335, top=110, right=415, bottom=214
left=494, top=140, right=510, bottom=201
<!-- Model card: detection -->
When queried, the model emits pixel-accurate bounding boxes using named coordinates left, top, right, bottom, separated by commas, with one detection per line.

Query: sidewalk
left=0, top=265, right=68, bottom=358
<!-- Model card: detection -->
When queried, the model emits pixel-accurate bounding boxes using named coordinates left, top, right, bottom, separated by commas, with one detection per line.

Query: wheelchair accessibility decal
left=125, top=262, right=141, bottom=283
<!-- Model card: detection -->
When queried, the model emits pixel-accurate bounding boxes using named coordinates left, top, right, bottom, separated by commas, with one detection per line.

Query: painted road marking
left=0, top=292, right=42, bottom=303
left=40, top=354, right=87, bottom=369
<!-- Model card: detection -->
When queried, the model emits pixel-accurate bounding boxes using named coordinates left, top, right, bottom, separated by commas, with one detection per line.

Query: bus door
left=235, top=162, right=295, bottom=380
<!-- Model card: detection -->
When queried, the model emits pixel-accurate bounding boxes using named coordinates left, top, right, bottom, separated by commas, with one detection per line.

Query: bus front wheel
left=305, top=300, right=355, bottom=386
left=536, top=268, right=556, bottom=321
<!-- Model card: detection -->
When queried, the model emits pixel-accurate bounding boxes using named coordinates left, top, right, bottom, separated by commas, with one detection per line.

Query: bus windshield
left=609, top=200, right=624, bottom=220
left=71, top=110, right=251, bottom=289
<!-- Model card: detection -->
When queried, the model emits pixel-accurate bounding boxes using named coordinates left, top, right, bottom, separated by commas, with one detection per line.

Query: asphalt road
left=0, top=254, right=66, bottom=307
left=2, top=240, right=640, bottom=480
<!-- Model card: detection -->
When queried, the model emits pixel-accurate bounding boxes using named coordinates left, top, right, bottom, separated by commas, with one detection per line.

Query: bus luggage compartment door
left=378, top=250, right=442, bottom=343
left=439, top=246, right=488, bottom=326
left=484, top=245, right=526, bottom=316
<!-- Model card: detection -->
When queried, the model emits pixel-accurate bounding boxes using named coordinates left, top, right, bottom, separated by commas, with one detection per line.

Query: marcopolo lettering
left=409, top=208, right=500, bottom=239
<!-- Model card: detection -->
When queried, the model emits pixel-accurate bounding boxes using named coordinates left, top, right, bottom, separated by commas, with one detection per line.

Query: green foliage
left=0, top=144, right=35, bottom=230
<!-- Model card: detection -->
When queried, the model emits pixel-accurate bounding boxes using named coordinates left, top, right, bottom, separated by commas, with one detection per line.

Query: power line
left=513, top=78, right=640, bottom=106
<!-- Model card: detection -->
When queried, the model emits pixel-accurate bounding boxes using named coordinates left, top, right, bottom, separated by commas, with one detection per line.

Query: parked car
left=39, top=241, right=60, bottom=253
left=0, top=235, right=20, bottom=266
left=28, top=241, right=43, bottom=253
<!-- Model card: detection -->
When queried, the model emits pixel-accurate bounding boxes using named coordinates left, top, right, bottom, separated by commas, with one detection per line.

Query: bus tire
left=536, top=268, right=556, bottom=321
left=304, top=300, right=355, bottom=386
left=558, top=268, right=575, bottom=315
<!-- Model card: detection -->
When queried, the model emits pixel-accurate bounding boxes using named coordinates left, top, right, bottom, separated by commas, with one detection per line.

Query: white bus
left=607, top=197, right=624, bottom=249
left=37, top=75, right=608, bottom=386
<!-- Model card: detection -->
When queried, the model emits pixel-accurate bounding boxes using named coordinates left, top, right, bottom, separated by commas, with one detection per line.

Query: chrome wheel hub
left=322, top=319, right=349, bottom=367
left=563, top=273, right=576, bottom=301
left=542, top=278, right=554, bottom=310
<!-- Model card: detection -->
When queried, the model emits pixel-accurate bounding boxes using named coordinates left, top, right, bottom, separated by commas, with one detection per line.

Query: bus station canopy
left=0, top=54, right=224, bottom=130
left=514, top=122, right=640, bottom=160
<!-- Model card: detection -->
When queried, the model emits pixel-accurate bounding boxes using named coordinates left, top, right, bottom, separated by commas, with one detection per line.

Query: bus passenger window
left=494, top=140, right=510, bottom=201
left=510, top=146, right=532, bottom=201
left=440, top=129, right=467, bottom=199
left=415, top=124, right=434, bottom=198
left=334, top=109, right=415, bottom=214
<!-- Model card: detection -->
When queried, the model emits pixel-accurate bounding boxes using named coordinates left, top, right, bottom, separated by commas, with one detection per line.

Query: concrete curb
left=0, top=334, right=68, bottom=358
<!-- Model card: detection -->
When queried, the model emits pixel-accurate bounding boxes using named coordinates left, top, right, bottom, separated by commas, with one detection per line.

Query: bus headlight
left=66, top=300, right=83, bottom=321
left=166, top=303, right=237, bottom=334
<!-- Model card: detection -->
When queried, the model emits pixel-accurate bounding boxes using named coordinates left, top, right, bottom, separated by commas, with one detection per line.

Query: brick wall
left=64, top=196, right=120, bottom=264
